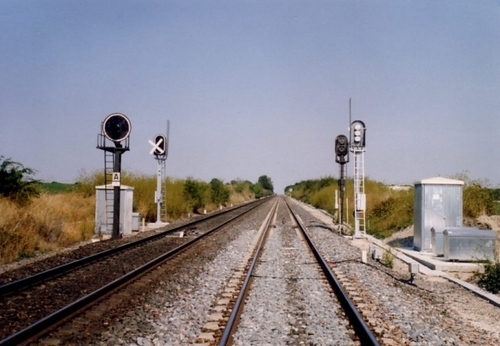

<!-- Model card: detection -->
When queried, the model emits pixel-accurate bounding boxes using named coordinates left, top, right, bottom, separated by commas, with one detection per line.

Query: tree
left=210, top=178, right=230, bottom=206
left=258, top=175, right=274, bottom=193
left=183, top=177, right=208, bottom=212
left=251, top=182, right=264, bottom=198
left=0, top=156, right=40, bottom=205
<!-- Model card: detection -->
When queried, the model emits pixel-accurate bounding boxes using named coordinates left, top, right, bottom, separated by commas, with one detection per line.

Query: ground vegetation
left=0, top=156, right=41, bottom=205
left=286, top=173, right=498, bottom=239
left=0, top=157, right=273, bottom=264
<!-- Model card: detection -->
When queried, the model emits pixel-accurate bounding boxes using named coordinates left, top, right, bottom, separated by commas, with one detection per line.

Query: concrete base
left=143, top=222, right=169, bottom=232
left=399, top=248, right=484, bottom=273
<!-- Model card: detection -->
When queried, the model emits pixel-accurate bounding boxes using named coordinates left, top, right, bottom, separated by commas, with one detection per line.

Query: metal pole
left=338, top=164, right=345, bottom=233
left=112, top=149, right=122, bottom=240
left=156, top=159, right=162, bottom=223
left=353, top=151, right=361, bottom=238
left=163, top=161, right=168, bottom=223
left=346, top=198, right=349, bottom=225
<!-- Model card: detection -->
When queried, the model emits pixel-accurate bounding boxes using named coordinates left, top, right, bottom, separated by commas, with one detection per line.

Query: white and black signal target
left=103, top=113, right=132, bottom=142
left=149, top=134, right=166, bottom=155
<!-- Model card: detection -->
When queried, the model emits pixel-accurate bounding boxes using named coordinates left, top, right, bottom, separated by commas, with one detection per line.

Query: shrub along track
left=0, top=198, right=271, bottom=345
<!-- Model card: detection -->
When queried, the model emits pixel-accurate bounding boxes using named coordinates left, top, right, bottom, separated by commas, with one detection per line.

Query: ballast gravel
left=231, top=203, right=354, bottom=345
left=17, top=197, right=500, bottom=345
left=290, top=199, right=500, bottom=345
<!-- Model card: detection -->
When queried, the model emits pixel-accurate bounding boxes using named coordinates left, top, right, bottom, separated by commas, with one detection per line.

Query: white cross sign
left=149, top=137, right=165, bottom=155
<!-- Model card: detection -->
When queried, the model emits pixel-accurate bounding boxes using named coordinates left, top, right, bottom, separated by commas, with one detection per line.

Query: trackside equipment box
left=443, top=227, right=496, bottom=261
left=95, top=184, right=134, bottom=236
left=431, top=227, right=445, bottom=256
left=414, top=177, right=464, bottom=252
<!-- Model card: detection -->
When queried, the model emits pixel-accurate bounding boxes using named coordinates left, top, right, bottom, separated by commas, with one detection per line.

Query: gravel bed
left=9, top=197, right=500, bottom=345
left=81, top=202, right=272, bottom=345
left=231, top=200, right=354, bottom=345
left=289, top=199, right=500, bottom=345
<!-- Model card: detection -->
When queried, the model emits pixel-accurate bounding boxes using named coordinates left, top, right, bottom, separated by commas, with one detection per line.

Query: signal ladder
left=159, top=159, right=168, bottom=223
left=353, top=149, right=366, bottom=236
left=103, top=149, right=114, bottom=234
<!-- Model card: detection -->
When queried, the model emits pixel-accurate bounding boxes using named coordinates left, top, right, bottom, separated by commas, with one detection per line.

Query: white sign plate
left=112, top=172, right=121, bottom=186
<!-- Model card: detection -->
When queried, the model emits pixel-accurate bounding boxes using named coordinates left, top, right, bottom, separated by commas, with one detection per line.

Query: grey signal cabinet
left=414, top=177, right=464, bottom=252
left=95, top=184, right=134, bottom=236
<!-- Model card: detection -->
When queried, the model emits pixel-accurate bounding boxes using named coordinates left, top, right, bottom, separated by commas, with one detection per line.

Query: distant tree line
left=1, top=155, right=276, bottom=217
left=183, top=174, right=274, bottom=212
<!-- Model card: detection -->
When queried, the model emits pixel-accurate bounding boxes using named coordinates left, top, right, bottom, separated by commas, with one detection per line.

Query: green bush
left=475, top=261, right=500, bottom=294
left=286, top=176, right=335, bottom=203
left=463, top=183, right=494, bottom=218
left=451, top=172, right=495, bottom=218
left=381, top=249, right=395, bottom=269
left=210, top=178, right=230, bottom=206
left=251, top=182, right=264, bottom=198
left=0, top=156, right=41, bottom=205
left=184, top=178, right=209, bottom=213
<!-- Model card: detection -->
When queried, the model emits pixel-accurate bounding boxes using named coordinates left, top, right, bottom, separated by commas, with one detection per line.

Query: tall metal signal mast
left=350, top=119, right=367, bottom=237
left=335, top=134, right=349, bottom=233
left=149, top=120, right=170, bottom=224
left=97, top=113, right=132, bottom=239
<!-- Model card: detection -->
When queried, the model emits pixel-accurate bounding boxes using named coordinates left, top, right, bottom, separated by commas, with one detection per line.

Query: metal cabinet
left=414, top=177, right=463, bottom=252
left=443, top=227, right=496, bottom=261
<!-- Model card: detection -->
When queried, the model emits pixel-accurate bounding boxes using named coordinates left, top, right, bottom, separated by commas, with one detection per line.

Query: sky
left=1, top=0, right=500, bottom=194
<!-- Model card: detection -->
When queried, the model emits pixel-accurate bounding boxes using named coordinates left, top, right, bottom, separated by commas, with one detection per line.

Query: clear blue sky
left=1, top=0, right=499, bottom=193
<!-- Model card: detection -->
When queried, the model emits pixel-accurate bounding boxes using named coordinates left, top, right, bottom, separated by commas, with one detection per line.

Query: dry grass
left=1, top=173, right=256, bottom=264
left=0, top=193, right=95, bottom=264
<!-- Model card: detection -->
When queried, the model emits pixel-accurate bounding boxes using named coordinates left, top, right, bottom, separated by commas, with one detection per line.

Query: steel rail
left=285, top=199, right=380, bottom=346
left=218, top=199, right=279, bottom=346
left=0, top=198, right=272, bottom=346
left=0, top=198, right=268, bottom=297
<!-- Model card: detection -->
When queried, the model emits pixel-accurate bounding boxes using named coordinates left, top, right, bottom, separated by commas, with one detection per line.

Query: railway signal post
left=97, top=113, right=132, bottom=240
left=350, top=120, right=367, bottom=238
left=149, top=120, right=170, bottom=224
left=335, top=134, right=349, bottom=234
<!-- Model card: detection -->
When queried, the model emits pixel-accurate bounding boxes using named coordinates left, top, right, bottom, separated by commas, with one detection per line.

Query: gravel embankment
left=290, top=199, right=500, bottom=345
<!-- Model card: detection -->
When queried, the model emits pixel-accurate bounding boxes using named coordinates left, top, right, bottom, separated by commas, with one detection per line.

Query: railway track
left=2, top=196, right=499, bottom=345
left=0, top=198, right=270, bottom=345
left=208, top=197, right=378, bottom=345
